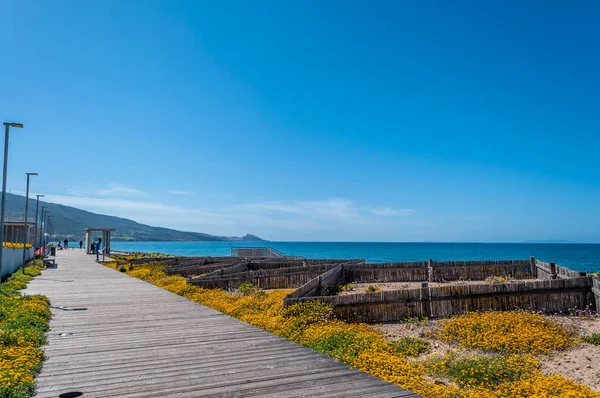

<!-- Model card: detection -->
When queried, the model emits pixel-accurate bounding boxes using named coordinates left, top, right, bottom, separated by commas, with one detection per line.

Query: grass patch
left=338, top=283, right=355, bottom=293
left=427, top=352, right=539, bottom=389
left=0, top=259, right=51, bottom=398
left=237, top=282, right=263, bottom=295
left=365, top=285, right=381, bottom=293
left=582, top=333, right=600, bottom=345
left=281, top=300, right=336, bottom=329
left=392, top=337, right=431, bottom=357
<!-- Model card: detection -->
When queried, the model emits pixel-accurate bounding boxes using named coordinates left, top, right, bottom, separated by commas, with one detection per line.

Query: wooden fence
left=190, top=263, right=342, bottom=290
left=343, top=259, right=534, bottom=284
left=535, top=260, right=587, bottom=280
left=285, top=276, right=596, bottom=322
left=284, top=265, right=344, bottom=302
left=283, top=258, right=597, bottom=321
left=431, top=259, right=532, bottom=281
left=167, top=259, right=247, bottom=277
left=344, top=262, right=428, bottom=282
left=593, top=275, right=600, bottom=313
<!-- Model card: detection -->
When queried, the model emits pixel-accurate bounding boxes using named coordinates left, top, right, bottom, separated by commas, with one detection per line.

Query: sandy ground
left=374, top=315, right=600, bottom=392
left=341, top=279, right=540, bottom=294
left=540, top=316, right=600, bottom=392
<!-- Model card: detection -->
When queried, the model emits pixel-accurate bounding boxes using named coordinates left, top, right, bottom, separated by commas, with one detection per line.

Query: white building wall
left=0, top=248, right=35, bottom=278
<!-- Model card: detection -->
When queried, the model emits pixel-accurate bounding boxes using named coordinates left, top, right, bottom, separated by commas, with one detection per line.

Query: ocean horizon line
left=111, top=240, right=600, bottom=245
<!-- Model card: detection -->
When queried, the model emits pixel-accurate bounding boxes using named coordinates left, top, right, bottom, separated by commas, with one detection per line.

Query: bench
left=43, top=256, right=56, bottom=268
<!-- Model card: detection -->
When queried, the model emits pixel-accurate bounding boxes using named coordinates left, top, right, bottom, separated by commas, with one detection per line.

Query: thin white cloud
left=236, top=199, right=412, bottom=221
left=37, top=192, right=418, bottom=238
left=95, top=184, right=146, bottom=197
left=42, top=194, right=233, bottom=226
left=66, top=189, right=87, bottom=197
left=166, top=190, right=194, bottom=196
left=369, top=207, right=415, bottom=217
left=236, top=198, right=362, bottom=220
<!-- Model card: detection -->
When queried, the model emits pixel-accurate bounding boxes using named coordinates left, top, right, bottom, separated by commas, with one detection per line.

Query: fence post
left=549, top=262, right=557, bottom=279
left=316, top=275, right=322, bottom=296
left=592, top=277, right=600, bottom=315
left=428, top=258, right=433, bottom=283
left=530, top=256, right=535, bottom=278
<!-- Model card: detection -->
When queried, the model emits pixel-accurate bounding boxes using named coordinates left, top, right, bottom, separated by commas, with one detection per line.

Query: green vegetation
left=391, top=337, right=431, bottom=357
left=426, top=352, right=539, bottom=389
left=237, top=282, right=263, bottom=295
left=281, top=300, right=336, bottom=329
left=399, top=316, right=429, bottom=325
left=0, top=260, right=51, bottom=398
left=365, top=285, right=382, bottom=293
left=582, top=333, right=600, bottom=345
left=338, top=283, right=355, bottom=293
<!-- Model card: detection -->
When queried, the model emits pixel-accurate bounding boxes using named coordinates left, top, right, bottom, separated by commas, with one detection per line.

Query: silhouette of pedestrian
left=95, top=239, right=102, bottom=261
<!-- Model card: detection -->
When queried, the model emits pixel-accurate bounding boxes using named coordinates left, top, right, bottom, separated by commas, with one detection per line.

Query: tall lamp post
left=22, top=172, right=38, bottom=271
left=40, top=206, right=48, bottom=253
left=34, top=194, right=44, bottom=249
left=46, top=217, right=53, bottom=241
left=0, top=122, right=23, bottom=277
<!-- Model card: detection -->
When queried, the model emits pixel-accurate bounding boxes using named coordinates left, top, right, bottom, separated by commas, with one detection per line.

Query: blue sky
left=1, top=0, right=599, bottom=242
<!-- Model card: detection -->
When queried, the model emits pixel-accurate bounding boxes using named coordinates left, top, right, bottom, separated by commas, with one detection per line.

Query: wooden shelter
left=84, top=228, right=115, bottom=254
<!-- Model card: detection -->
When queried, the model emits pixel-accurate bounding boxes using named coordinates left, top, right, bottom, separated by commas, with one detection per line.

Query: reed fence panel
left=285, top=277, right=596, bottom=322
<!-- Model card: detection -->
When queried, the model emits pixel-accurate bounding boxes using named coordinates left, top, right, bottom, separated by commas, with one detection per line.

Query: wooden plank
left=25, top=250, right=416, bottom=397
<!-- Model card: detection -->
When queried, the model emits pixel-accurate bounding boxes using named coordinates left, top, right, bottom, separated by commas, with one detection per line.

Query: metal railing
left=230, top=246, right=304, bottom=260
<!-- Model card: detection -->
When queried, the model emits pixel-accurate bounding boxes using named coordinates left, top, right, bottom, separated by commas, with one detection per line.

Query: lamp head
left=3, top=122, right=23, bottom=128
left=26, top=172, right=38, bottom=176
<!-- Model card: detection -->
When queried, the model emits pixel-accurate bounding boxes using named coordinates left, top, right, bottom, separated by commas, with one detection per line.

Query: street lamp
left=0, top=122, right=23, bottom=278
left=34, top=195, right=44, bottom=249
left=43, top=213, right=50, bottom=249
left=40, top=206, right=48, bottom=252
left=22, top=172, right=38, bottom=271
left=46, top=217, right=53, bottom=239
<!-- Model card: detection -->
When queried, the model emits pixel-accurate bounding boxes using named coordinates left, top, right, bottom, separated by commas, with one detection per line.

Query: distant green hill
left=3, top=193, right=264, bottom=242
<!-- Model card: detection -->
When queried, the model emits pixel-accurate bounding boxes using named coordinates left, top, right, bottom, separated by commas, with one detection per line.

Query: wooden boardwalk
left=25, top=250, right=418, bottom=397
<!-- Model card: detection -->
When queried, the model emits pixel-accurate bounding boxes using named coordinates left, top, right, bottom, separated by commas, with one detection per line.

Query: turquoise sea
left=110, top=242, right=600, bottom=273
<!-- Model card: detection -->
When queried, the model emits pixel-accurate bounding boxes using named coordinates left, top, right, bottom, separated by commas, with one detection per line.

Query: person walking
left=79, top=240, right=83, bottom=249
left=95, top=238, right=102, bottom=261
left=64, top=238, right=69, bottom=249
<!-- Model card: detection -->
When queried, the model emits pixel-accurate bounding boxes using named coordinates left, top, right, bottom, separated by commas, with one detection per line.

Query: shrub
left=399, top=316, right=429, bottom=325
left=365, top=285, right=381, bottom=293
left=281, top=300, right=336, bottom=329
left=435, top=311, right=576, bottom=354
left=0, top=260, right=50, bottom=397
left=299, top=321, right=388, bottom=363
left=427, top=352, right=539, bottom=389
left=582, top=333, right=600, bottom=345
left=484, top=275, right=511, bottom=284
left=392, top=337, right=431, bottom=356
left=237, top=282, right=262, bottom=295
left=338, top=283, right=355, bottom=293
left=118, top=266, right=127, bottom=273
